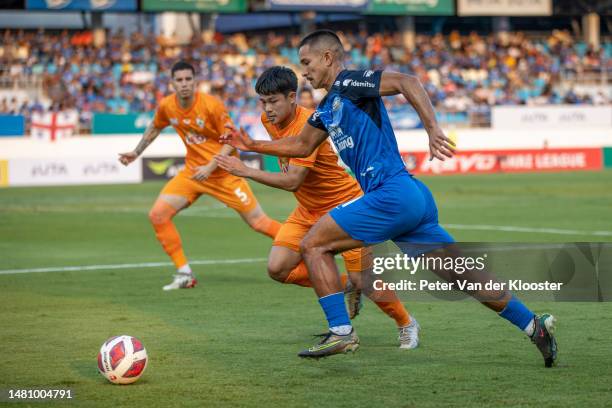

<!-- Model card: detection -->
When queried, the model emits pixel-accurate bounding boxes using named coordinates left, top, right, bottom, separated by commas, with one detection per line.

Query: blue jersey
left=307, top=69, right=407, bottom=193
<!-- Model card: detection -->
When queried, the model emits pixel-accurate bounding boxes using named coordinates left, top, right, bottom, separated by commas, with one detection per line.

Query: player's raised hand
left=427, top=126, right=456, bottom=161
left=118, top=151, right=138, bottom=166
left=220, top=124, right=254, bottom=151
left=215, top=155, right=250, bottom=177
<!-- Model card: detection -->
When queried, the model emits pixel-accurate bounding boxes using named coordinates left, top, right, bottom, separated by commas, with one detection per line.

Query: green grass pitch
left=1, top=171, right=612, bottom=407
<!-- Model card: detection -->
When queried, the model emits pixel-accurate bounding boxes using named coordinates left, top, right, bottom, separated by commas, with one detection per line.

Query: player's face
left=259, top=92, right=296, bottom=126
left=171, top=69, right=196, bottom=99
left=299, top=45, right=329, bottom=89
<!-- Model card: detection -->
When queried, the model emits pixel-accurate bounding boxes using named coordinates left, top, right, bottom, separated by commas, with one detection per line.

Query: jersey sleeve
left=307, top=110, right=326, bottom=131
left=337, top=70, right=382, bottom=101
left=207, top=95, right=234, bottom=137
left=152, top=101, right=169, bottom=129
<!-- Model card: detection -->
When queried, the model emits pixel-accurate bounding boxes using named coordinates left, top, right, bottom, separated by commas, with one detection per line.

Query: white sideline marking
left=2, top=224, right=610, bottom=276
left=445, top=224, right=612, bottom=237
left=0, top=258, right=267, bottom=276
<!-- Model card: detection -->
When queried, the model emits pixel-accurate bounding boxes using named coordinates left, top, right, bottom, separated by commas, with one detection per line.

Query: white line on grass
left=445, top=224, right=612, bottom=237
left=2, top=225, right=610, bottom=276
left=0, top=258, right=268, bottom=276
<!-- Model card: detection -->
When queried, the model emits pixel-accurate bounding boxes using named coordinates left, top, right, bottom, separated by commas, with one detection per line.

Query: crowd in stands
left=0, top=28, right=609, bottom=130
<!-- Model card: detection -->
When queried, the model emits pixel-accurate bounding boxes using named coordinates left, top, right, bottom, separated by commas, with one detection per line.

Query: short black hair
left=255, top=66, right=298, bottom=96
left=171, top=61, right=195, bottom=78
left=298, top=29, right=344, bottom=58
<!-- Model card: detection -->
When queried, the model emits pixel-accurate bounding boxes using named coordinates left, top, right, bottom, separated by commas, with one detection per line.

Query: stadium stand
left=0, top=28, right=609, bottom=132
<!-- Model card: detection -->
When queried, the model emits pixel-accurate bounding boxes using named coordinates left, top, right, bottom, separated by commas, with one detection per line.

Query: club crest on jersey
left=196, top=118, right=205, bottom=128
left=332, top=96, right=342, bottom=112
left=170, top=118, right=178, bottom=125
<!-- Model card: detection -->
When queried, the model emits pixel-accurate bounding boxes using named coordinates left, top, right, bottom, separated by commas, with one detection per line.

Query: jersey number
left=234, top=187, right=250, bottom=204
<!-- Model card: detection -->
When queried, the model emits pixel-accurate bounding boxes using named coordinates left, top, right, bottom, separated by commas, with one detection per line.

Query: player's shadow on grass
left=71, top=359, right=103, bottom=382
left=71, top=356, right=149, bottom=388
left=71, top=359, right=149, bottom=385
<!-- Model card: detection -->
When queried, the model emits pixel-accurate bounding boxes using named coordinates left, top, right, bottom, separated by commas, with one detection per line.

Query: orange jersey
left=261, top=105, right=362, bottom=213
left=153, top=92, right=234, bottom=176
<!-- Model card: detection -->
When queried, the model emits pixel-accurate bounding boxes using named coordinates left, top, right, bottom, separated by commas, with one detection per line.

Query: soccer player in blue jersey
left=221, top=30, right=557, bottom=366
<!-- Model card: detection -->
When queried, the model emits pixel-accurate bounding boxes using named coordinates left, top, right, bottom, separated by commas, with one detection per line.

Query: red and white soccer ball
left=97, top=335, right=148, bottom=385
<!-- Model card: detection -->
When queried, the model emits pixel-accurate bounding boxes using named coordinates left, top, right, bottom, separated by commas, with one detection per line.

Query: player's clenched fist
left=118, top=151, right=138, bottom=166
left=220, top=124, right=254, bottom=151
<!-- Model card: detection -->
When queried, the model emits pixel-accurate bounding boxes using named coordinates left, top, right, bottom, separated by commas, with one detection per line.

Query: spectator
left=0, top=28, right=608, bottom=131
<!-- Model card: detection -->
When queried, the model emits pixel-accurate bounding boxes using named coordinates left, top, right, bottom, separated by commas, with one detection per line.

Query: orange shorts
left=160, top=170, right=259, bottom=213
left=273, top=205, right=370, bottom=273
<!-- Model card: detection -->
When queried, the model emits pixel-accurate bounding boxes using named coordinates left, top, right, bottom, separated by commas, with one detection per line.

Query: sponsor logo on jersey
left=170, top=118, right=178, bottom=125
left=342, top=78, right=376, bottom=88
left=328, top=125, right=354, bottom=153
left=334, top=80, right=340, bottom=86
left=363, top=70, right=374, bottom=78
left=336, top=136, right=354, bottom=152
left=360, top=166, right=375, bottom=177
left=183, top=119, right=191, bottom=125
left=185, top=131, right=207, bottom=145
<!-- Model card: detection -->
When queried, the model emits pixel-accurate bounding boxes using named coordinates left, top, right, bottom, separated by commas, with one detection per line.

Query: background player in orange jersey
left=216, top=66, right=420, bottom=349
left=119, top=61, right=281, bottom=291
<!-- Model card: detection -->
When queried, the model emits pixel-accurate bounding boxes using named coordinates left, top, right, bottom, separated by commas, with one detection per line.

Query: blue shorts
left=330, top=172, right=454, bottom=247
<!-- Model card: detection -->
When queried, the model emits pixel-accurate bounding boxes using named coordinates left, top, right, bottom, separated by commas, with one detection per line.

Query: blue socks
left=499, top=296, right=535, bottom=331
left=319, top=292, right=351, bottom=333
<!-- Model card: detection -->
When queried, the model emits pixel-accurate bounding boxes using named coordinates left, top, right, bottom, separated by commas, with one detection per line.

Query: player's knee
left=300, top=236, right=323, bottom=258
left=267, top=261, right=289, bottom=283
left=148, top=208, right=169, bottom=225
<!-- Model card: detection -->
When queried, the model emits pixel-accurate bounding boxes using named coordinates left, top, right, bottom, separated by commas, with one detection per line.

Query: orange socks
left=284, top=262, right=312, bottom=287
left=149, top=201, right=187, bottom=269
left=372, top=300, right=411, bottom=327
left=251, top=215, right=282, bottom=239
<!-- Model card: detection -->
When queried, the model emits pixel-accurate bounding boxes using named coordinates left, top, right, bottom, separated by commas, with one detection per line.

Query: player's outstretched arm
left=118, top=123, right=163, bottom=166
left=220, top=124, right=327, bottom=158
left=191, top=144, right=234, bottom=181
left=379, top=71, right=456, bottom=161
left=215, top=155, right=308, bottom=192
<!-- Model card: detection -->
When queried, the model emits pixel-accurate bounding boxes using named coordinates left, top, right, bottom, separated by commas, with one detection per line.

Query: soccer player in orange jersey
left=119, top=61, right=281, bottom=291
left=216, top=66, right=420, bottom=349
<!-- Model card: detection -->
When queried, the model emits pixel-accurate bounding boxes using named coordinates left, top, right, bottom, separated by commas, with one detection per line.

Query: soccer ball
left=97, top=335, right=148, bottom=384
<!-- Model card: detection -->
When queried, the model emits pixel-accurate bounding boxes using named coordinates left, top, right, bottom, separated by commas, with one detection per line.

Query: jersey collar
left=175, top=92, right=199, bottom=115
